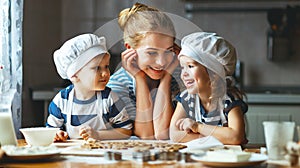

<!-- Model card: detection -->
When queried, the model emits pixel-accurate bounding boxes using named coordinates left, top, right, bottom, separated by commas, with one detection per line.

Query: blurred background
left=22, top=0, right=300, bottom=143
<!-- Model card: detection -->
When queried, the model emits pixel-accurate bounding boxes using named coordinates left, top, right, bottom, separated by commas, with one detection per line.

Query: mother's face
left=136, top=33, right=175, bottom=80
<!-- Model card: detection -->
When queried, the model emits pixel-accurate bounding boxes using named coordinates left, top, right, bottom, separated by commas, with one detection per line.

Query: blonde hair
left=118, top=3, right=176, bottom=48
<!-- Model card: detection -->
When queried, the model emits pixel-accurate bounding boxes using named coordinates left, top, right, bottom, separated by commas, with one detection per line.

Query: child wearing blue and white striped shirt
left=46, top=33, right=132, bottom=141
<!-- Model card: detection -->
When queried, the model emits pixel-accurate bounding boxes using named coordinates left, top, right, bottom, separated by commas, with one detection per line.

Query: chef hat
left=178, top=32, right=237, bottom=80
left=53, top=33, right=108, bottom=79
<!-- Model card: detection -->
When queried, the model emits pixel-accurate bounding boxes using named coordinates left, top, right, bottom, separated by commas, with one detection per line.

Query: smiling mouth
left=98, top=80, right=107, bottom=83
left=149, top=66, right=164, bottom=73
left=184, top=80, right=194, bottom=87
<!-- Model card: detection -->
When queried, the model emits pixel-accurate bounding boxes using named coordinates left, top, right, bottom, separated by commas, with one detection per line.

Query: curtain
left=0, top=0, right=23, bottom=138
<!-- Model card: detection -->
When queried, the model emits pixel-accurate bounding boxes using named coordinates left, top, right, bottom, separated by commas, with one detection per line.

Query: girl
left=170, top=32, right=248, bottom=145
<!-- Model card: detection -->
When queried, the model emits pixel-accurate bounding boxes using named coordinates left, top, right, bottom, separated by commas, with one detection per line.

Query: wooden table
left=0, top=140, right=297, bottom=168
left=0, top=158, right=283, bottom=168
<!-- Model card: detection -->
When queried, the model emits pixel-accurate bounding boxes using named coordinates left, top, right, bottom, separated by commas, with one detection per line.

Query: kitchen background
left=23, top=0, right=300, bottom=143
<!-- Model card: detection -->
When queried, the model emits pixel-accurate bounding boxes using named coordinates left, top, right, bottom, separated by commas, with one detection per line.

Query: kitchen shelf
left=246, top=93, right=300, bottom=105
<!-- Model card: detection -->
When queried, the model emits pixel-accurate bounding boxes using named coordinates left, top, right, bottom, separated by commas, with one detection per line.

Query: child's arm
left=172, top=105, right=246, bottom=144
left=169, top=103, right=203, bottom=143
left=195, top=106, right=246, bottom=145
left=98, top=128, right=132, bottom=140
left=80, top=126, right=131, bottom=140
left=47, top=93, right=67, bottom=142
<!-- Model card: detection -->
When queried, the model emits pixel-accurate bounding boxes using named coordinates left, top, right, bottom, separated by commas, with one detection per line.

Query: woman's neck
left=146, top=76, right=160, bottom=90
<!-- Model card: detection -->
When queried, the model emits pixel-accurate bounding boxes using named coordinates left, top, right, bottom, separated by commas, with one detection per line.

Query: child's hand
left=54, top=130, right=68, bottom=142
left=79, top=126, right=95, bottom=140
left=121, top=49, right=141, bottom=77
left=175, top=118, right=198, bottom=133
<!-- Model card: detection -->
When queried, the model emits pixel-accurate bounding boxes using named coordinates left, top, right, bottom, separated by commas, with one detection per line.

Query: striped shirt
left=107, top=67, right=184, bottom=120
left=46, top=85, right=132, bottom=131
left=176, top=89, right=248, bottom=126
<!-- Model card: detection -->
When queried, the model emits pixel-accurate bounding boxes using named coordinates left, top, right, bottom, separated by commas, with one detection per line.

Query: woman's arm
left=169, top=103, right=203, bottom=142
left=134, top=71, right=155, bottom=139
left=120, top=49, right=155, bottom=139
left=153, top=57, right=180, bottom=140
left=152, top=73, right=173, bottom=140
left=109, top=71, right=155, bottom=139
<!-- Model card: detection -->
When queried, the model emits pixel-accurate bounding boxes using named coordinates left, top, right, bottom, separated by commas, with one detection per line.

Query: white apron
left=195, top=95, right=227, bottom=125
left=66, top=89, right=107, bottom=139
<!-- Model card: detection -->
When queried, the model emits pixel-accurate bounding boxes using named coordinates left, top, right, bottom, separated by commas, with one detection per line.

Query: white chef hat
left=178, top=32, right=237, bottom=80
left=53, top=33, right=109, bottom=79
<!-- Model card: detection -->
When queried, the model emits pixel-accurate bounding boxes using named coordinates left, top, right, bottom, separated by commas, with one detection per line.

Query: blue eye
left=164, top=50, right=174, bottom=55
left=146, top=51, right=158, bottom=56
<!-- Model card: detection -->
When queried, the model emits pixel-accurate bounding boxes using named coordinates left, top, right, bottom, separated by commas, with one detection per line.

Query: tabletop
left=0, top=139, right=298, bottom=168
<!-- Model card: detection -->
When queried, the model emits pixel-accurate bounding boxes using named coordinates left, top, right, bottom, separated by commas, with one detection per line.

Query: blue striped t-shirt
left=176, top=89, right=248, bottom=126
left=46, top=85, right=132, bottom=131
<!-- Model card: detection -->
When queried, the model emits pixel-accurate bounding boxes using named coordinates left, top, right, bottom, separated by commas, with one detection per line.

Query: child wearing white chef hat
left=170, top=32, right=248, bottom=145
left=47, top=33, right=132, bottom=141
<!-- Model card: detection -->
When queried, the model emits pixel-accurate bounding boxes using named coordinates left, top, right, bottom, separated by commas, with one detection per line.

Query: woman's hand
left=54, top=130, right=68, bottom=142
left=165, top=56, right=179, bottom=76
left=163, top=43, right=180, bottom=76
left=121, top=49, right=141, bottom=77
left=175, top=118, right=198, bottom=133
left=79, top=126, right=96, bottom=140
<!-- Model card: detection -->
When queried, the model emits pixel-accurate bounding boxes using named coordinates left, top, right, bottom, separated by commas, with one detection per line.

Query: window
left=0, top=0, right=23, bottom=138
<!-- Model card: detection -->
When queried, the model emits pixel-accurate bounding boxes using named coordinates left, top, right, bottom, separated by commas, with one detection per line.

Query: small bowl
left=20, top=127, right=59, bottom=146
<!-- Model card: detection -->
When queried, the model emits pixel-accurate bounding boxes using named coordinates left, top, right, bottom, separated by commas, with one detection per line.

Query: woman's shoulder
left=107, top=68, right=134, bottom=92
left=110, top=67, right=132, bottom=80
left=108, top=68, right=133, bottom=84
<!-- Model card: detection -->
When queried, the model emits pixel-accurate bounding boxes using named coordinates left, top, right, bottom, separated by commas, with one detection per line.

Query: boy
left=46, top=34, right=132, bottom=141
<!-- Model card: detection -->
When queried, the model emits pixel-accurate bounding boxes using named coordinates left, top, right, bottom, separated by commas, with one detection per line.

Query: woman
left=107, top=3, right=183, bottom=140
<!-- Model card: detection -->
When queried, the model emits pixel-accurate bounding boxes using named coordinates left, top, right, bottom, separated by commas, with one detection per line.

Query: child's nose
left=100, top=70, right=109, bottom=77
